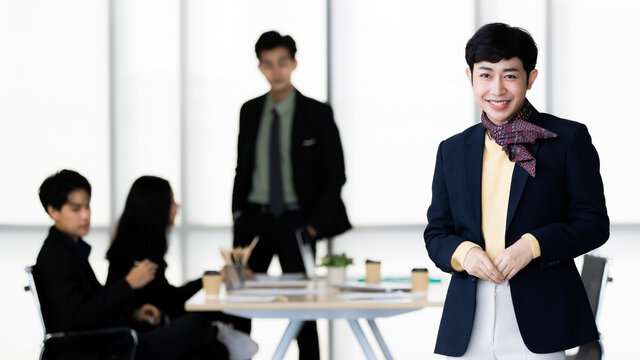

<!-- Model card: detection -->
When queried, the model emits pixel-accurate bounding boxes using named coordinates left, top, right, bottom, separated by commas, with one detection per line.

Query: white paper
left=337, top=292, right=408, bottom=301
left=222, top=295, right=278, bottom=302
left=244, top=279, right=310, bottom=288
left=254, top=273, right=305, bottom=281
left=230, top=288, right=326, bottom=296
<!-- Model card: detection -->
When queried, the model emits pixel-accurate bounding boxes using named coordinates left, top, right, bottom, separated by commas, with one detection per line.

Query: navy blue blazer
left=424, top=109, right=609, bottom=356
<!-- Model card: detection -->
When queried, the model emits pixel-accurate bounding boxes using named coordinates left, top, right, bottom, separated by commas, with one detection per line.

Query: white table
left=185, top=280, right=444, bottom=360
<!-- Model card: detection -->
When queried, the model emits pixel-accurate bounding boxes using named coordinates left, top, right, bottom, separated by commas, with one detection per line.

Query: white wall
left=0, top=0, right=110, bottom=226
left=1, top=0, right=639, bottom=359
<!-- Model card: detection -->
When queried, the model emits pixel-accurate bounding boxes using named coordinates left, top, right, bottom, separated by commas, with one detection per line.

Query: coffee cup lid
left=366, top=259, right=380, bottom=264
left=411, top=268, right=428, bottom=272
left=204, top=270, right=220, bottom=275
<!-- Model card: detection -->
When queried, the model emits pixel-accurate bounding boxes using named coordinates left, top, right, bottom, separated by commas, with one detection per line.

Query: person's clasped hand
left=463, top=236, right=535, bottom=284
left=463, top=247, right=504, bottom=284
left=494, top=237, right=534, bottom=280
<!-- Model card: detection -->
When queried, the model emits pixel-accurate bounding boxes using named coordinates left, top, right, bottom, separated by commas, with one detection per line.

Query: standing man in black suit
left=232, top=30, right=351, bottom=359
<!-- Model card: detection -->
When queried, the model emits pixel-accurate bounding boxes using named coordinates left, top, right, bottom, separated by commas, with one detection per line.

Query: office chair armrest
left=42, top=327, right=138, bottom=360
left=46, top=326, right=136, bottom=339
left=45, top=326, right=138, bottom=344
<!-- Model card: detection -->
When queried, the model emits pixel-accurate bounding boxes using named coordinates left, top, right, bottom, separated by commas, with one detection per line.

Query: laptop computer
left=295, top=228, right=316, bottom=280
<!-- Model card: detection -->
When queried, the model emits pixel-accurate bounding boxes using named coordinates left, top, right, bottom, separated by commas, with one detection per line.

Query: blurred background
left=1, top=0, right=638, bottom=358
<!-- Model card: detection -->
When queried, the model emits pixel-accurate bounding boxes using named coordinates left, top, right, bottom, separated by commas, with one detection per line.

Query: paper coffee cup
left=365, top=259, right=381, bottom=283
left=411, top=268, right=429, bottom=292
left=202, top=270, right=222, bottom=295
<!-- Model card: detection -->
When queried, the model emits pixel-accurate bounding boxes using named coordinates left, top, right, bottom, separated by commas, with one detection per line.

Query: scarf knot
left=481, top=99, right=557, bottom=177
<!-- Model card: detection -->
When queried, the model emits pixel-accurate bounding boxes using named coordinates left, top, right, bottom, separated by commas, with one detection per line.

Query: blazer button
left=471, top=277, right=476, bottom=282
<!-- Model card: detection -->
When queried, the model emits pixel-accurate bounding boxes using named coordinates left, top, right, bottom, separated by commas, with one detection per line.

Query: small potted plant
left=320, top=252, right=352, bottom=284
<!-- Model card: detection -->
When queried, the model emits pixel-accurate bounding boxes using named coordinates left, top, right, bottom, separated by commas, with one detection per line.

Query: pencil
left=243, top=236, right=260, bottom=264
left=220, top=248, right=232, bottom=265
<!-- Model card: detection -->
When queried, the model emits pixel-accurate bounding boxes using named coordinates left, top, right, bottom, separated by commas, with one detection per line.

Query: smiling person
left=232, top=30, right=351, bottom=360
left=424, top=23, right=609, bottom=359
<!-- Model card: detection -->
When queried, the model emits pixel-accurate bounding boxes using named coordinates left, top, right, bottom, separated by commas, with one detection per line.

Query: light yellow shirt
left=451, top=132, right=540, bottom=271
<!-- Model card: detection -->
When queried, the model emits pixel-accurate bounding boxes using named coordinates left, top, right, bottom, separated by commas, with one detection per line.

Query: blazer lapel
left=506, top=160, right=532, bottom=235
left=505, top=110, right=543, bottom=234
left=291, top=89, right=304, bottom=152
left=248, top=95, right=266, bottom=139
left=244, top=95, right=266, bottom=174
left=464, top=124, right=486, bottom=241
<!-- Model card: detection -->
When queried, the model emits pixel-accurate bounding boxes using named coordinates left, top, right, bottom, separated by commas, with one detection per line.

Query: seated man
left=35, top=169, right=229, bottom=360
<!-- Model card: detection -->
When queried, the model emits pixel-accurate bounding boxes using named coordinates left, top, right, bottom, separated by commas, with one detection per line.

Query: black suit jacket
left=425, top=110, right=609, bottom=356
left=232, top=90, right=351, bottom=238
left=35, top=226, right=135, bottom=358
left=105, top=233, right=201, bottom=320
left=35, top=227, right=135, bottom=332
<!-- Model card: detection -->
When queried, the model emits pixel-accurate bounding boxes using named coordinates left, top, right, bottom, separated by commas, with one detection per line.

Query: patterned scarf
left=481, top=99, right=557, bottom=177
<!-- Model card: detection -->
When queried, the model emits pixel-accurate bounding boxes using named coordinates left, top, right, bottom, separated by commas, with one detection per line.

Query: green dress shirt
left=247, top=89, right=299, bottom=205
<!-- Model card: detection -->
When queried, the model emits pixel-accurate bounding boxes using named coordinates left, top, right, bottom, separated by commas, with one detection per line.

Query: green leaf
left=320, top=252, right=352, bottom=267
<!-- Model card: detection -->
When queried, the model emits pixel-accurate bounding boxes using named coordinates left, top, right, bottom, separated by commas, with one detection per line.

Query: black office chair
left=566, top=254, right=612, bottom=360
left=25, top=265, right=139, bottom=360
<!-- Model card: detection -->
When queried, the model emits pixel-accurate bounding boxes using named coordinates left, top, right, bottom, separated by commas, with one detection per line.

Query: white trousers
left=448, top=280, right=564, bottom=360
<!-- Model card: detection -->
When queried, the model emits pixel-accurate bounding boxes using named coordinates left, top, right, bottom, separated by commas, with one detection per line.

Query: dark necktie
left=269, top=109, right=285, bottom=217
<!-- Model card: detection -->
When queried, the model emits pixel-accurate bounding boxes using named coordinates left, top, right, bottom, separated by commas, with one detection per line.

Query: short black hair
left=255, top=30, right=297, bottom=61
left=39, top=169, right=91, bottom=212
left=465, top=23, right=538, bottom=80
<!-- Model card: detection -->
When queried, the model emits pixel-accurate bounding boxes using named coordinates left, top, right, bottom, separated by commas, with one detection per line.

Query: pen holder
left=223, top=264, right=245, bottom=291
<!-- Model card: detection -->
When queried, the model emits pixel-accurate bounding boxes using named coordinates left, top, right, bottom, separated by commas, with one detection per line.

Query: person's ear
left=46, top=205, right=58, bottom=220
left=527, top=69, right=538, bottom=90
left=466, top=68, right=473, bottom=85
left=291, top=59, right=298, bottom=71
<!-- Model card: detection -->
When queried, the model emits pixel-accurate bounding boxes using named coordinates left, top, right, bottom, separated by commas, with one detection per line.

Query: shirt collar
left=267, top=88, right=297, bottom=115
left=51, top=226, right=92, bottom=261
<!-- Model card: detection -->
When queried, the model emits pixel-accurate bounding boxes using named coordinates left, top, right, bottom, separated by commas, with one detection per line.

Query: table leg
left=367, top=319, right=393, bottom=360
left=347, top=319, right=378, bottom=360
left=272, top=319, right=304, bottom=360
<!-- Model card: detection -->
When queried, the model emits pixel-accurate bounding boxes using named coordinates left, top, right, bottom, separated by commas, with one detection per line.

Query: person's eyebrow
left=67, top=201, right=86, bottom=207
left=477, top=66, right=521, bottom=72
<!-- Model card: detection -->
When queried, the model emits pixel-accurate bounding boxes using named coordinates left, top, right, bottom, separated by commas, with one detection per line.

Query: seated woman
left=106, top=176, right=257, bottom=359
left=36, top=169, right=228, bottom=360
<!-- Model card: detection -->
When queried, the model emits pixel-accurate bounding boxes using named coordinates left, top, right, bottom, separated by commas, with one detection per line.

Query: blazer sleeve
left=307, top=105, right=348, bottom=235
left=530, top=124, right=609, bottom=268
left=137, top=269, right=201, bottom=319
left=105, top=256, right=130, bottom=287
left=424, top=141, right=472, bottom=274
left=232, top=103, right=249, bottom=215
left=107, top=250, right=201, bottom=319
left=38, top=246, right=134, bottom=331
